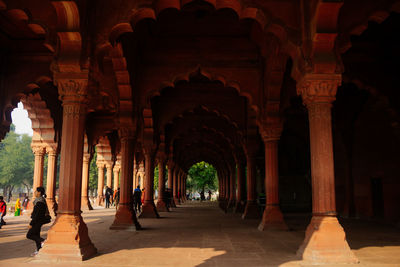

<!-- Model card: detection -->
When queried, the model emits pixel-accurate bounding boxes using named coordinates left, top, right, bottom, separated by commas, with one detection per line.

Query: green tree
left=89, top=150, right=98, bottom=196
left=0, top=125, right=34, bottom=198
left=187, top=161, right=218, bottom=192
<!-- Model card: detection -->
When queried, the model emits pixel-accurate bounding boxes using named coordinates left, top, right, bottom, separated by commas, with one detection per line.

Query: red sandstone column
left=110, top=132, right=141, bottom=230
left=296, top=74, right=358, bottom=264
left=106, top=163, right=113, bottom=189
left=113, top=166, right=120, bottom=191
left=258, top=125, right=287, bottom=230
left=140, top=151, right=159, bottom=218
left=45, top=146, right=58, bottom=216
left=173, top=167, right=179, bottom=205
left=96, top=163, right=105, bottom=206
left=227, top=166, right=236, bottom=211
left=235, top=162, right=246, bottom=213
left=167, top=162, right=176, bottom=208
left=81, top=152, right=93, bottom=211
left=177, top=171, right=182, bottom=204
left=37, top=74, right=97, bottom=261
left=156, top=156, right=169, bottom=211
left=31, top=145, right=45, bottom=198
left=242, top=148, right=259, bottom=219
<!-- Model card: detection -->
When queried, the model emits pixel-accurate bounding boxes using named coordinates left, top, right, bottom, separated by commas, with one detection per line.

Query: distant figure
left=105, top=186, right=113, bottom=208
left=200, top=190, right=205, bottom=202
left=208, top=190, right=212, bottom=201
left=133, top=186, right=142, bottom=213
left=0, top=196, right=7, bottom=228
left=27, top=187, right=51, bottom=256
left=14, top=198, right=21, bottom=216
left=22, top=196, right=29, bottom=211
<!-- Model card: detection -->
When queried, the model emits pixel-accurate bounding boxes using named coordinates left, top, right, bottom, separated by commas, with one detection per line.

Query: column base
left=234, top=200, right=245, bottom=213
left=139, top=201, right=160, bottom=218
left=156, top=199, right=170, bottom=212
left=170, top=199, right=177, bottom=208
left=173, top=197, right=180, bottom=205
left=46, top=198, right=58, bottom=217
left=242, top=201, right=260, bottom=219
left=226, top=199, right=236, bottom=213
left=81, top=196, right=93, bottom=211
left=96, top=197, right=104, bottom=207
left=35, top=213, right=97, bottom=261
left=110, top=204, right=141, bottom=231
left=297, top=216, right=359, bottom=264
left=218, top=199, right=227, bottom=211
left=258, top=205, right=288, bottom=231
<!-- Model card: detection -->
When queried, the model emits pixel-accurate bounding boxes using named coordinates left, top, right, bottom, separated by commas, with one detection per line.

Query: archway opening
left=187, top=161, right=218, bottom=201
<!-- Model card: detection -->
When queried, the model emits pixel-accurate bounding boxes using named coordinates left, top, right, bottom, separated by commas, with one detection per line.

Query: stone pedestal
left=297, top=216, right=358, bottom=263
left=258, top=205, right=287, bottom=230
left=242, top=200, right=260, bottom=219
left=296, top=74, right=358, bottom=264
left=36, top=74, right=97, bottom=261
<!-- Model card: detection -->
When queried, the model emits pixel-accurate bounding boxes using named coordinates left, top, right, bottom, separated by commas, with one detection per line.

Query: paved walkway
left=0, top=201, right=399, bottom=266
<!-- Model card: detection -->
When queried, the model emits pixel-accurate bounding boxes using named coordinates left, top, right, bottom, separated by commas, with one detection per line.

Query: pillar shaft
left=113, top=168, right=119, bottom=191
left=156, top=158, right=168, bottom=211
left=111, top=135, right=140, bottom=230
left=259, top=126, right=287, bottom=230
left=81, top=153, right=93, bottom=210
left=45, top=148, right=58, bottom=215
left=32, top=146, right=45, bottom=194
left=140, top=152, right=159, bottom=218
left=106, top=164, right=112, bottom=189
left=97, top=165, right=104, bottom=206
left=37, top=75, right=96, bottom=261
left=235, top=163, right=246, bottom=213
left=296, top=74, right=358, bottom=264
left=242, top=151, right=259, bottom=219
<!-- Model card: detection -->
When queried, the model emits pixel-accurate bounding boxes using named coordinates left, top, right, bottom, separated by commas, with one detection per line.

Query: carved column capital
left=297, top=73, right=341, bottom=106
left=118, top=127, right=135, bottom=141
left=83, top=152, right=90, bottom=164
left=96, top=162, right=105, bottom=169
left=260, top=122, right=283, bottom=142
left=46, top=145, right=58, bottom=157
left=31, top=145, right=45, bottom=156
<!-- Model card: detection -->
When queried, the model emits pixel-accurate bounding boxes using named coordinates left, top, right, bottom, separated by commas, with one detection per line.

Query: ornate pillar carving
left=235, top=162, right=246, bottom=213
left=242, top=145, right=259, bottom=219
left=31, top=145, right=45, bottom=201
left=156, top=155, right=168, bottom=211
left=81, top=152, right=93, bottom=211
left=258, top=124, right=287, bottom=231
left=38, top=74, right=97, bottom=260
left=296, top=74, right=358, bottom=264
left=45, top=146, right=58, bottom=216
left=140, top=149, right=160, bottom=218
left=110, top=129, right=141, bottom=230
left=96, top=163, right=105, bottom=206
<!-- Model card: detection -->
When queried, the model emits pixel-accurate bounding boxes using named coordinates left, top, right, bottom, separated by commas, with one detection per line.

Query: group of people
left=104, top=186, right=120, bottom=209
left=0, top=187, right=52, bottom=256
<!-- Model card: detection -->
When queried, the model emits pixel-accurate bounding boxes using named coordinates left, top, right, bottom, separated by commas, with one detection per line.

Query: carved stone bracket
left=297, top=73, right=341, bottom=106
left=53, top=71, right=89, bottom=104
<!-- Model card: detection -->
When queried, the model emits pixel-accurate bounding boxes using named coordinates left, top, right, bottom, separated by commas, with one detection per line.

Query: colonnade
left=30, top=72, right=357, bottom=264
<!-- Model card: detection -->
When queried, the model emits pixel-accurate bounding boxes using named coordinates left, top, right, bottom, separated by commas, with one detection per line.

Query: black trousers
left=105, top=197, right=111, bottom=208
left=27, top=223, right=44, bottom=251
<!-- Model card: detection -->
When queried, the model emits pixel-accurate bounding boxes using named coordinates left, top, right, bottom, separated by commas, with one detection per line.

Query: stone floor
left=0, top=201, right=399, bottom=267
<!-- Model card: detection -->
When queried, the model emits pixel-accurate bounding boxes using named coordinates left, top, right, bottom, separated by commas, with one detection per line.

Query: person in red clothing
left=0, top=196, right=7, bottom=229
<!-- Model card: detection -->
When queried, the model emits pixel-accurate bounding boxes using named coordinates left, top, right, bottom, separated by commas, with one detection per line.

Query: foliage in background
left=187, top=161, right=218, bottom=192
left=0, top=124, right=34, bottom=197
left=89, top=149, right=98, bottom=196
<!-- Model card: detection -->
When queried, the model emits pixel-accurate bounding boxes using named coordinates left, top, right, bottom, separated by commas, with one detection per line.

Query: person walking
left=27, top=187, right=51, bottom=256
left=114, top=188, right=120, bottom=210
left=14, top=198, right=21, bottom=216
left=133, top=186, right=142, bottom=213
left=22, top=196, right=29, bottom=211
left=0, top=196, right=7, bottom=228
left=105, top=186, right=113, bottom=208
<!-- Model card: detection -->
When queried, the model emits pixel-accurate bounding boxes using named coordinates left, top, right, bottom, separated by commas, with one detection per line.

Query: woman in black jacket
left=27, top=186, right=50, bottom=256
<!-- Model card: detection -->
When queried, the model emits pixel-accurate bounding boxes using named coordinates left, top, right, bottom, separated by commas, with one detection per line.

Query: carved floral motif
left=297, top=74, right=341, bottom=106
